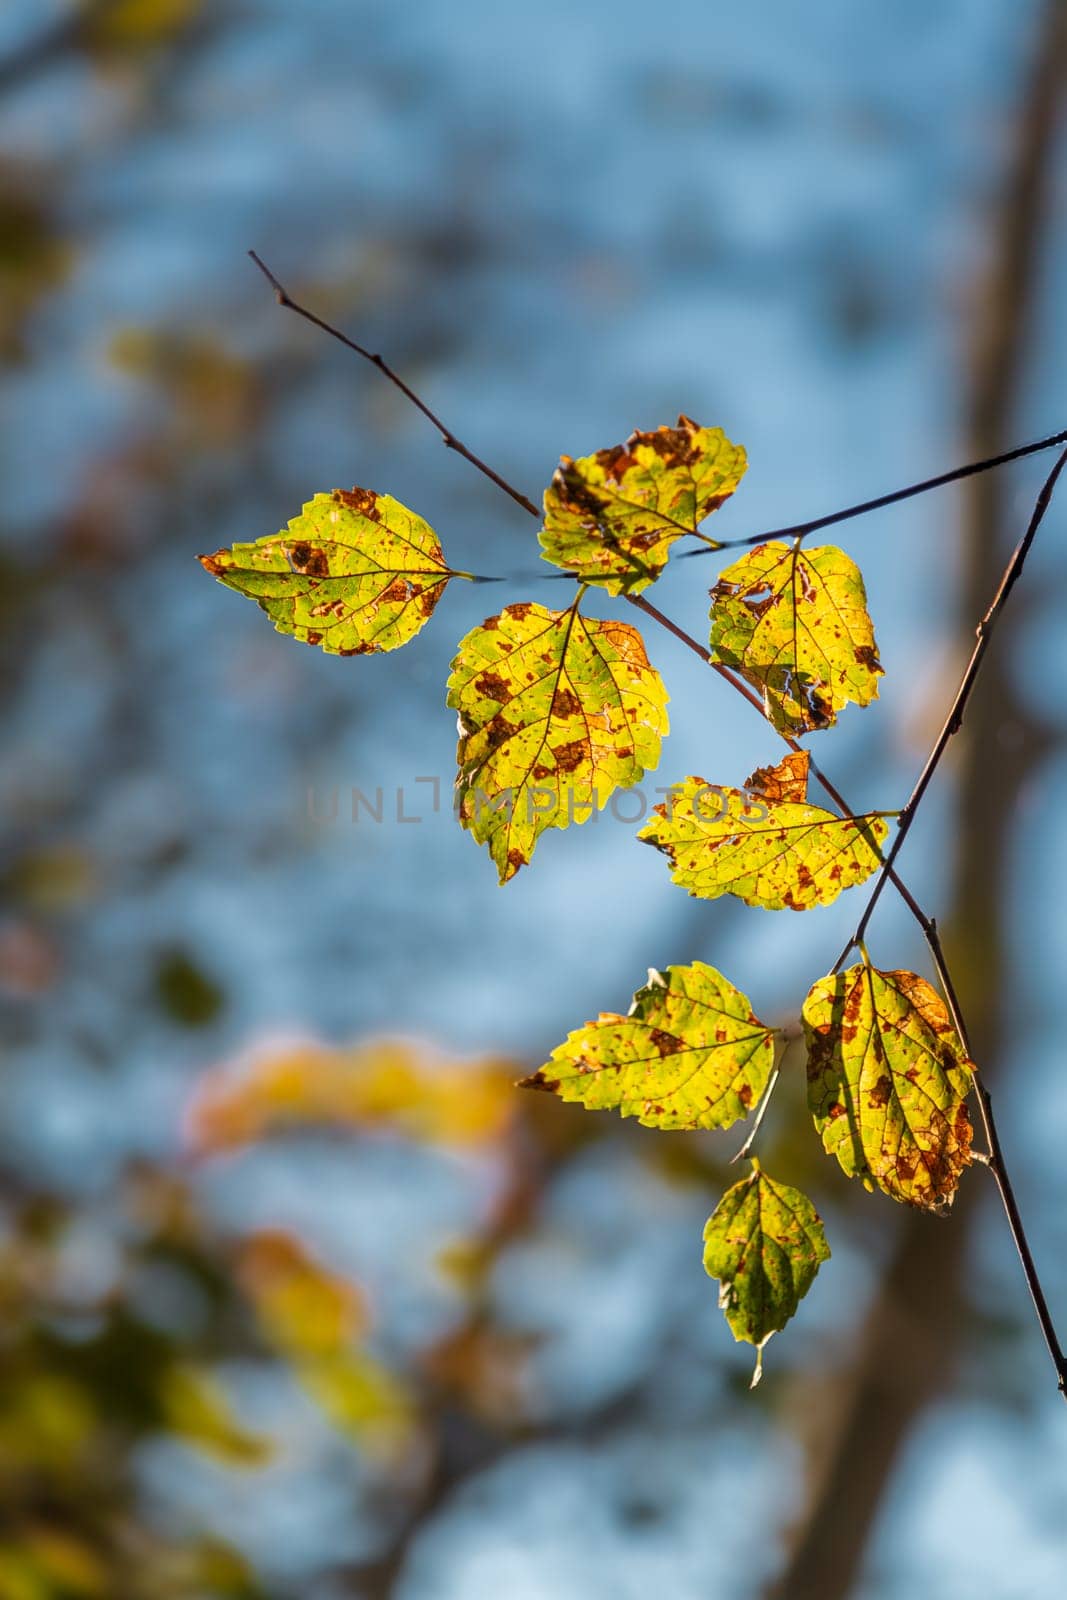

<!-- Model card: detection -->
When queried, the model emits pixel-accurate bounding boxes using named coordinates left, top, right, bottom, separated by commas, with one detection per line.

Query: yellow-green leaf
left=161, top=1366, right=273, bottom=1466
left=803, top=963, right=973, bottom=1209
left=447, top=599, right=669, bottom=882
left=638, top=752, right=888, bottom=911
left=199, top=487, right=457, bottom=655
left=520, top=961, right=775, bottom=1131
left=540, top=417, right=747, bottom=594
left=709, top=541, right=883, bottom=733
left=703, top=1161, right=829, bottom=1378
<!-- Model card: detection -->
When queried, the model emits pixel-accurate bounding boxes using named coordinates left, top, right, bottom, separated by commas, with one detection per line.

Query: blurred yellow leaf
left=84, top=0, right=203, bottom=54
left=188, top=1038, right=517, bottom=1153
left=239, top=1231, right=367, bottom=1357
left=161, top=1367, right=273, bottom=1467
left=238, top=1232, right=411, bottom=1453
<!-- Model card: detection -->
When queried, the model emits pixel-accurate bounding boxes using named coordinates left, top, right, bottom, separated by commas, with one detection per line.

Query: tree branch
left=677, top=424, right=1067, bottom=554
left=247, top=250, right=540, bottom=519
left=837, top=442, right=1067, bottom=969
left=248, top=224, right=1067, bottom=1399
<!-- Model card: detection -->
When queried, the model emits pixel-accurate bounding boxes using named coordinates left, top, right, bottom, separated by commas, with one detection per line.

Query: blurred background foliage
left=1, top=1, right=1066, bottom=1596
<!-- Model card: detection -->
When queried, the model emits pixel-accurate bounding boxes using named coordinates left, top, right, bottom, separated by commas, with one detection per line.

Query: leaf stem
left=730, top=1065, right=781, bottom=1164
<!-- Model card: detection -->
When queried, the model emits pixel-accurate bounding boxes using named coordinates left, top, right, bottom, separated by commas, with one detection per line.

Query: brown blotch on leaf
left=517, top=1069, right=559, bottom=1093
left=334, top=487, right=380, bottom=519
left=288, top=542, right=329, bottom=578
left=552, top=737, right=590, bottom=774
left=552, top=687, right=581, bottom=718
left=305, top=630, right=323, bottom=646
left=198, top=551, right=226, bottom=576
left=868, top=1074, right=892, bottom=1109
left=485, top=716, right=519, bottom=751
left=738, top=1084, right=753, bottom=1108
left=312, top=598, right=348, bottom=619
left=506, top=603, right=533, bottom=622
left=380, top=577, right=413, bottom=604
left=745, top=750, right=809, bottom=804
left=648, top=1028, right=682, bottom=1057
left=476, top=671, right=511, bottom=702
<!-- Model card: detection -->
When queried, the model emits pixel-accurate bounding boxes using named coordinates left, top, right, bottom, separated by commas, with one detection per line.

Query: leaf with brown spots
left=703, top=1161, right=830, bottom=1382
left=520, top=961, right=775, bottom=1131
left=198, top=488, right=460, bottom=655
left=709, top=542, right=883, bottom=733
left=447, top=598, right=669, bottom=882
left=540, top=417, right=747, bottom=593
left=638, top=754, right=889, bottom=911
left=803, top=962, right=974, bottom=1209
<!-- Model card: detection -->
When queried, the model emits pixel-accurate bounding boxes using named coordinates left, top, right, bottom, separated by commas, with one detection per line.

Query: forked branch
left=248, top=249, right=1067, bottom=1398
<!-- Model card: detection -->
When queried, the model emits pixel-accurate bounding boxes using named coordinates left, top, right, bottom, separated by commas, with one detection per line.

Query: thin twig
left=624, top=592, right=931, bottom=930
left=677, top=425, right=1067, bottom=555
left=836, top=443, right=1067, bottom=971
left=247, top=251, right=540, bottom=519
left=830, top=445, right=1067, bottom=1395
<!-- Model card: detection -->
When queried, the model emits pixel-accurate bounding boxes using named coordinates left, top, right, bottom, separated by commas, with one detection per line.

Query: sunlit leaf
left=521, top=961, right=775, bottom=1131
left=710, top=541, right=882, bottom=733
left=803, top=962, right=973, bottom=1208
left=448, top=599, right=669, bottom=881
left=703, top=1160, right=829, bottom=1382
left=638, top=752, right=888, bottom=910
left=186, top=1038, right=516, bottom=1152
left=540, top=417, right=746, bottom=593
left=199, top=488, right=460, bottom=655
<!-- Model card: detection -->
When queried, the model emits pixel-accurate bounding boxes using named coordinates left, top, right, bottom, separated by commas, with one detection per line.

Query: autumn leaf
left=198, top=487, right=460, bottom=655
left=638, top=752, right=889, bottom=911
left=186, top=1038, right=516, bottom=1153
left=520, top=961, right=775, bottom=1131
left=540, top=417, right=747, bottom=593
left=447, top=598, right=669, bottom=882
left=709, top=541, right=882, bottom=733
left=703, top=1161, right=830, bottom=1383
left=803, top=963, right=973, bottom=1209
left=239, top=1231, right=412, bottom=1450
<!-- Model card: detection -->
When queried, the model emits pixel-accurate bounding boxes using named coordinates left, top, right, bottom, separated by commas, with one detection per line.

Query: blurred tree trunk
left=766, top=6, right=1067, bottom=1597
